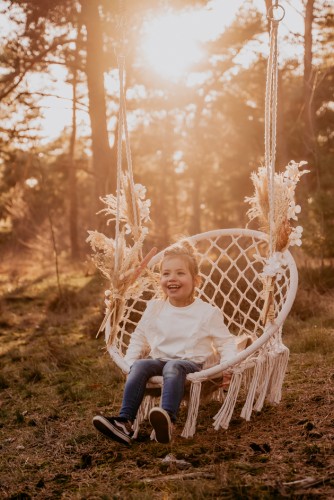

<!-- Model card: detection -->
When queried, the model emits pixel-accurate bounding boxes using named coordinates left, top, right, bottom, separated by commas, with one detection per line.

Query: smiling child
left=92, top=240, right=237, bottom=445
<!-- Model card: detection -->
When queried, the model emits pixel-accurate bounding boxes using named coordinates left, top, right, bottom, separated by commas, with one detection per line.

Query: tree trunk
left=68, top=23, right=80, bottom=260
left=189, top=102, right=205, bottom=236
left=303, top=0, right=324, bottom=263
left=191, top=163, right=201, bottom=235
left=156, top=118, right=171, bottom=247
left=80, top=0, right=115, bottom=214
left=303, top=0, right=316, bottom=164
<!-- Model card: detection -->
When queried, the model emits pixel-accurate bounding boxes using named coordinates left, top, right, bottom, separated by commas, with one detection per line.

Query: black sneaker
left=149, top=407, right=172, bottom=444
left=92, top=416, right=133, bottom=445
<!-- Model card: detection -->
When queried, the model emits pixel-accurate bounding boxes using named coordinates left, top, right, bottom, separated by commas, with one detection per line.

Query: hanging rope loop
left=115, top=0, right=127, bottom=57
left=264, top=3, right=284, bottom=258
left=114, top=54, right=124, bottom=272
left=114, top=8, right=140, bottom=272
left=261, top=1, right=284, bottom=324
left=267, top=3, right=285, bottom=22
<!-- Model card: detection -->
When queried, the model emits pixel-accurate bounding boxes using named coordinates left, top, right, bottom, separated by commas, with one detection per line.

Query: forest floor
left=0, top=255, right=333, bottom=499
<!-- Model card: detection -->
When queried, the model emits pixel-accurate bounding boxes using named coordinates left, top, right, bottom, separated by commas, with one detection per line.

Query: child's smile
left=160, top=256, right=195, bottom=307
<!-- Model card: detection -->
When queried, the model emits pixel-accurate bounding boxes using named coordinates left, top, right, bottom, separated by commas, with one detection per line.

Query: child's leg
left=161, top=360, right=201, bottom=422
left=119, top=359, right=165, bottom=422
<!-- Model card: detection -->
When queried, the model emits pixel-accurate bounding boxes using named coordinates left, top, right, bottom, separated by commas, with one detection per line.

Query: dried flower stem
left=100, top=246, right=157, bottom=347
left=87, top=178, right=156, bottom=346
left=245, top=161, right=309, bottom=324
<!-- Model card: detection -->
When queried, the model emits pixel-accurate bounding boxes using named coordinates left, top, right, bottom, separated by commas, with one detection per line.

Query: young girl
left=93, top=241, right=237, bottom=445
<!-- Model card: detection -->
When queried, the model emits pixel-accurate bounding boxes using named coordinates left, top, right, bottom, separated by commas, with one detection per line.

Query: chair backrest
left=114, top=228, right=298, bottom=355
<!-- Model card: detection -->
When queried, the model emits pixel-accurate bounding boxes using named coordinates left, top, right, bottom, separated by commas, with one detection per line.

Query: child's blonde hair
left=160, top=239, right=201, bottom=291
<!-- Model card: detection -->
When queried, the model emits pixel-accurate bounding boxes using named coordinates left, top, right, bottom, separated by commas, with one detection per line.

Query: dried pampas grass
left=86, top=174, right=157, bottom=347
left=245, top=160, right=309, bottom=323
left=245, top=161, right=308, bottom=252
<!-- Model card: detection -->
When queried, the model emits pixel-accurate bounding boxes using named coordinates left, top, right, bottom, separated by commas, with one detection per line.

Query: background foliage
left=0, top=0, right=333, bottom=263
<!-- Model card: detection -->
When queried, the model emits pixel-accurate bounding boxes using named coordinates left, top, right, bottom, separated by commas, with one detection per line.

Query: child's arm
left=123, top=301, right=154, bottom=367
left=209, top=308, right=238, bottom=364
left=124, top=327, right=149, bottom=367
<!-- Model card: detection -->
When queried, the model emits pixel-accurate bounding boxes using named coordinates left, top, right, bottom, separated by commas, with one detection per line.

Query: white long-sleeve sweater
left=124, top=298, right=237, bottom=367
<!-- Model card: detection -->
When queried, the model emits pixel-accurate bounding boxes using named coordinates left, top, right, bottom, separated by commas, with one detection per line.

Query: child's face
left=160, top=256, right=195, bottom=307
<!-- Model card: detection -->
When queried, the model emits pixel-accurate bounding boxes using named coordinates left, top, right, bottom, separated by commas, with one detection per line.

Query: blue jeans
left=119, top=359, right=202, bottom=423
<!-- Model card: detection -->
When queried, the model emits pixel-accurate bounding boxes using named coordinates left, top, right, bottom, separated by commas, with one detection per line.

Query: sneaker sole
left=92, top=416, right=131, bottom=445
left=149, top=408, right=171, bottom=444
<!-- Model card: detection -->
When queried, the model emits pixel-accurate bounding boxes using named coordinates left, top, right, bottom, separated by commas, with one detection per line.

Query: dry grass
left=0, top=258, right=333, bottom=499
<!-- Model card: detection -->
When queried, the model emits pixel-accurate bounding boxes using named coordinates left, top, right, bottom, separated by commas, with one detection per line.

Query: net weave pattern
left=112, top=229, right=296, bottom=356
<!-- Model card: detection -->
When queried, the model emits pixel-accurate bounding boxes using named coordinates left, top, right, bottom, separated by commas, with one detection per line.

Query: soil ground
left=0, top=259, right=333, bottom=499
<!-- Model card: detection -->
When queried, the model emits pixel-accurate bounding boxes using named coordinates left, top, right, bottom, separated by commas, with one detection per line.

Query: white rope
left=133, top=395, right=158, bottom=439
left=240, top=356, right=265, bottom=421
left=181, top=382, right=202, bottom=438
left=121, top=89, right=139, bottom=235
left=266, top=345, right=290, bottom=404
left=213, top=370, right=243, bottom=430
left=114, top=10, right=140, bottom=267
left=253, top=351, right=275, bottom=411
left=264, top=18, right=279, bottom=256
left=114, top=54, right=125, bottom=272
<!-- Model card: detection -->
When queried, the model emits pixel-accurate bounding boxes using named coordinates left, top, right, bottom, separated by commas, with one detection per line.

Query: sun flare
left=141, top=13, right=203, bottom=81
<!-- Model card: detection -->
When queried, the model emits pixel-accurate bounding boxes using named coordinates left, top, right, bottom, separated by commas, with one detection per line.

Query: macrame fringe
left=132, top=346, right=290, bottom=439
left=266, top=345, right=290, bottom=404
left=181, top=382, right=202, bottom=438
left=133, top=395, right=158, bottom=439
left=213, top=370, right=243, bottom=430
left=253, top=351, right=275, bottom=412
left=240, top=356, right=265, bottom=421
left=242, top=364, right=256, bottom=393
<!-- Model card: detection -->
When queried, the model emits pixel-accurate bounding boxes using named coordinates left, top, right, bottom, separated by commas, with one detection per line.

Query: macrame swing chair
left=88, top=3, right=307, bottom=439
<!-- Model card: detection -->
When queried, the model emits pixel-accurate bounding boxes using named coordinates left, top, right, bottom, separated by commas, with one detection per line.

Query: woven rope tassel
left=253, top=352, right=276, bottom=412
left=133, top=395, right=157, bottom=439
left=265, top=20, right=279, bottom=257
left=240, top=357, right=265, bottom=421
left=213, top=371, right=243, bottom=430
left=266, top=345, right=290, bottom=404
left=181, top=382, right=202, bottom=438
